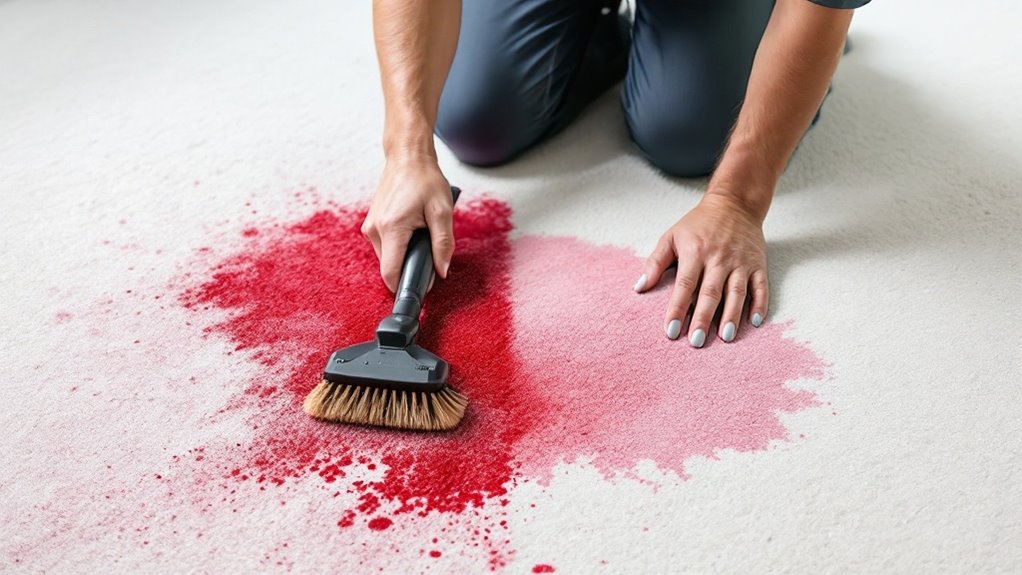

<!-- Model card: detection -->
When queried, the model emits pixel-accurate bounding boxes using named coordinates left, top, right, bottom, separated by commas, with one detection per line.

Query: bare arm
left=363, top=0, right=461, bottom=291
left=638, top=0, right=854, bottom=347
left=708, top=0, right=853, bottom=220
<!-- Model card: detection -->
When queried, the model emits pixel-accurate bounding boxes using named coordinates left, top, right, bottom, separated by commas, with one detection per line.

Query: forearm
left=373, top=0, right=461, bottom=161
left=708, top=0, right=853, bottom=221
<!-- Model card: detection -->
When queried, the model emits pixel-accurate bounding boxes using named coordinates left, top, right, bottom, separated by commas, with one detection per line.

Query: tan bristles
left=303, top=380, right=468, bottom=431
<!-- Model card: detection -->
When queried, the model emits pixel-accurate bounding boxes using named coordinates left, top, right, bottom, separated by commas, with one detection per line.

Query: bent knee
left=436, top=83, right=530, bottom=167
left=435, top=114, right=520, bottom=168
left=624, top=106, right=733, bottom=178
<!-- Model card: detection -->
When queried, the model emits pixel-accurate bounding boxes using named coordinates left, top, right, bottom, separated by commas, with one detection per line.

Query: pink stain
left=509, top=236, right=822, bottom=481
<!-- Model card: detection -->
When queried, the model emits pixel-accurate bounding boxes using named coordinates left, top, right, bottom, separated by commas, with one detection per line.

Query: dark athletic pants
left=435, top=0, right=777, bottom=177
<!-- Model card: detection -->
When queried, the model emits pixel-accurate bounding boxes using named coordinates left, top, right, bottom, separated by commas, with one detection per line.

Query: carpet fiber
left=2, top=1, right=1020, bottom=573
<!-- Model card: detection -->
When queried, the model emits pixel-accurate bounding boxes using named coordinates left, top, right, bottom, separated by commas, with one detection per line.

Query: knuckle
left=430, top=202, right=453, bottom=218
left=698, top=285, right=722, bottom=301
left=674, top=275, right=697, bottom=292
left=727, top=282, right=747, bottom=296
left=685, top=237, right=708, bottom=258
left=649, top=239, right=672, bottom=265
left=377, top=215, right=399, bottom=231
left=434, top=235, right=455, bottom=251
left=699, top=283, right=722, bottom=298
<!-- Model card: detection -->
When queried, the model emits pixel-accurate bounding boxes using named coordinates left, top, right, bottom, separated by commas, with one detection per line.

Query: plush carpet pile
left=1, top=1, right=1019, bottom=572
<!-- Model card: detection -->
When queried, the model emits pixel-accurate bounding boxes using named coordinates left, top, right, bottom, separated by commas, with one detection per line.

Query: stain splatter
left=181, top=198, right=530, bottom=567
left=174, top=196, right=824, bottom=570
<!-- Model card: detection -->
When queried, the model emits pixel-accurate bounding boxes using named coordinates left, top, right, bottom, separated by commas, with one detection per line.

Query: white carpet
left=2, top=0, right=1020, bottom=573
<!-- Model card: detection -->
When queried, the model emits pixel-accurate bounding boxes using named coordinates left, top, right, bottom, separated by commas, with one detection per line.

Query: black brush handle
left=376, top=186, right=460, bottom=348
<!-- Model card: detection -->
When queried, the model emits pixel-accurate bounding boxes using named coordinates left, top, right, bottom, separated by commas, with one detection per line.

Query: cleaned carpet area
left=2, top=0, right=1020, bottom=573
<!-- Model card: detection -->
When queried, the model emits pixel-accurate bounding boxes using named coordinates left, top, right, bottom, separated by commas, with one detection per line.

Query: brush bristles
left=303, top=380, right=468, bottom=431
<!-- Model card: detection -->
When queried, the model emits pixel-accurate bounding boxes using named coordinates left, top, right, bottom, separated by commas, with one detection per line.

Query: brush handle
left=376, top=186, right=460, bottom=348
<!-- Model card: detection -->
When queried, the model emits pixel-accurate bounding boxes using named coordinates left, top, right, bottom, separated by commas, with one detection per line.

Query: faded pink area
left=510, top=236, right=823, bottom=481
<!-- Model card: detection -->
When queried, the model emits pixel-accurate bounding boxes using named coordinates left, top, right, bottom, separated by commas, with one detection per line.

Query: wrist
left=383, top=114, right=437, bottom=162
left=702, top=185, right=772, bottom=225
left=706, top=158, right=776, bottom=224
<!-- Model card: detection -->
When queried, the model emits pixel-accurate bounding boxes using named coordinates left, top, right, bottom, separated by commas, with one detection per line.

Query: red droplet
left=532, top=565, right=555, bottom=573
left=367, top=517, right=392, bottom=531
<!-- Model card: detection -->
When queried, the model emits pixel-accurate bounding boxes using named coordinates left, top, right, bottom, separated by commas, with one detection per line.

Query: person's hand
left=634, top=193, right=769, bottom=347
left=361, top=157, right=455, bottom=292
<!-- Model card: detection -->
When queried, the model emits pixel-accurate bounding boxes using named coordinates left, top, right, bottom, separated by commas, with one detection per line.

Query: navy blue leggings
left=435, top=0, right=776, bottom=177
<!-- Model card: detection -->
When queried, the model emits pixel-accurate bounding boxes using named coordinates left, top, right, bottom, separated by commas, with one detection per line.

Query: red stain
left=367, top=517, right=393, bottom=531
left=181, top=198, right=532, bottom=563
left=429, top=550, right=442, bottom=558
left=532, top=565, right=555, bottom=573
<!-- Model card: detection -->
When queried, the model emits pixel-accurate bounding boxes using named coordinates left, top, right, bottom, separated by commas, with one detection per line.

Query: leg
left=436, top=0, right=626, bottom=167
left=621, top=0, right=775, bottom=177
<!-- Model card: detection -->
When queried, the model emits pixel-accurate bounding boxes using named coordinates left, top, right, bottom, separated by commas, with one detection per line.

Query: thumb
left=424, top=199, right=455, bottom=279
left=635, top=235, right=676, bottom=293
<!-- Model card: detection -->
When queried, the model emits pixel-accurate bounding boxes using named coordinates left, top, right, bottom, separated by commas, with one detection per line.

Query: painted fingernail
left=633, top=274, right=647, bottom=293
left=666, top=319, right=682, bottom=340
left=751, top=313, right=763, bottom=327
left=690, top=329, right=706, bottom=348
left=721, top=322, right=736, bottom=342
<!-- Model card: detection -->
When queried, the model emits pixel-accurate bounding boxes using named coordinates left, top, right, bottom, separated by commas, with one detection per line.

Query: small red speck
left=367, top=517, right=392, bottom=531
left=532, top=565, right=555, bottom=573
left=242, top=228, right=259, bottom=237
left=429, top=550, right=442, bottom=558
left=338, top=510, right=356, bottom=528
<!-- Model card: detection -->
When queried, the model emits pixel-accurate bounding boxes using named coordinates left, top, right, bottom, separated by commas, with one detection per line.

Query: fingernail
left=442, top=261, right=450, bottom=278
left=633, top=273, right=647, bottom=293
left=721, top=322, right=736, bottom=342
left=751, top=313, right=763, bottom=327
left=666, top=319, right=682, bottom=340
left=690, top=329, right=706, bottom=348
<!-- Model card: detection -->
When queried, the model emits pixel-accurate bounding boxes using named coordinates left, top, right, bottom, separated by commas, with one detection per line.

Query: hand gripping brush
left=303, top=187, right=467, bottom=431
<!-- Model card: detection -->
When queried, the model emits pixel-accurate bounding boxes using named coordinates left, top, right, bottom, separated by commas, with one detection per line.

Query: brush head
left=303, top=341, right=467, bottom=431
left=303, top=379, right=467, bottom=431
